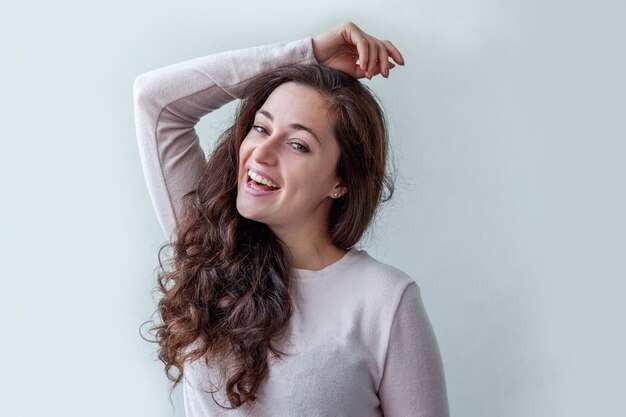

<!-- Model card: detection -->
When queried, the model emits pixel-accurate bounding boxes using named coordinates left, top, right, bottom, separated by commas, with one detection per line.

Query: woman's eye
left=252, top=125, right=268, bottom=134
left=290, top=142, right=310, bottom=153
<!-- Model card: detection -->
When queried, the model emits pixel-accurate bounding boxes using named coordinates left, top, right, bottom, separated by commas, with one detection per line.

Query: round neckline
left=291, top=247, right=361, bottom=279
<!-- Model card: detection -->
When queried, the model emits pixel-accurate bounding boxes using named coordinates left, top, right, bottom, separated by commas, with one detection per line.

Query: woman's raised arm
left=132, top=38, right=316, bottom=241
left=132, top=21, right=403, bottom=242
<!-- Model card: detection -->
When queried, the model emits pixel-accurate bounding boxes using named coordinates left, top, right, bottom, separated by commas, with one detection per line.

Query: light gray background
left=1, top=0, right=624, bottom=416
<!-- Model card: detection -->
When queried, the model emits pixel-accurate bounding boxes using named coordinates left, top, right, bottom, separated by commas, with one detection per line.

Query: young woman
left=133, top=21, right=450, bottom=417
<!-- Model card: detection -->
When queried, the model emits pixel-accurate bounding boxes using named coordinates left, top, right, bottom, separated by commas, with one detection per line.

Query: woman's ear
left=329, top=184, right=348, bottom=199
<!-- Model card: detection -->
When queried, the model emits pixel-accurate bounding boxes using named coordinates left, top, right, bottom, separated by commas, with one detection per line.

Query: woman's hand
left=312, top=21, right=405, bottom=80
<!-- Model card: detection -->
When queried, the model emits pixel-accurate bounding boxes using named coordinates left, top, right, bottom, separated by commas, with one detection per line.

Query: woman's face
left=236, top=82, right=343, bottom=233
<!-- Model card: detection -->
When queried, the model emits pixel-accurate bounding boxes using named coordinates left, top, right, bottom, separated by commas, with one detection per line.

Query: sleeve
left=132, top=37, right=317, bottom=242
left=378, top=282, right=450, bottom=417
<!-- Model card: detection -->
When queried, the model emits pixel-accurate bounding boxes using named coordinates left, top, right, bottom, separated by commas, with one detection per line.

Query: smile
left=247, top=168, right=280, bottom=188
left=243, top=167, right=282, bottom=196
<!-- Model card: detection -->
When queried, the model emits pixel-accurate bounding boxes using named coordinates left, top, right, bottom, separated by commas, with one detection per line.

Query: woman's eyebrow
left=257, top=109, right=322, bottom=144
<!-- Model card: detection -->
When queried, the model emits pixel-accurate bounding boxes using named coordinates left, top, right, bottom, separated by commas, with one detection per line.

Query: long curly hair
left=142, top=63, right=395, bottom=409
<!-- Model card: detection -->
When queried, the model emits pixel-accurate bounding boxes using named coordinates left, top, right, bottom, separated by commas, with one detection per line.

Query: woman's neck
left=270, top=223, right=346, bottom=270
left=288, top=242, right=348, bottom=271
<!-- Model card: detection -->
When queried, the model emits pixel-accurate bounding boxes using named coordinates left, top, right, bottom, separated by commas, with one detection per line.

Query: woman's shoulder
left=348, top=247, right=419, bottom=292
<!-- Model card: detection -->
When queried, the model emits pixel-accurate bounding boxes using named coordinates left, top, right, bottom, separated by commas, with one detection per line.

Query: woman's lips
left=246, top=164, right=281, bottom=188
left=243, top=175, right=282, bottom=196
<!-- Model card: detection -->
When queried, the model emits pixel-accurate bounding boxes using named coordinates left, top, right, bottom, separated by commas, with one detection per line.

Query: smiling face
left=236, top=82, right=345, bottom=234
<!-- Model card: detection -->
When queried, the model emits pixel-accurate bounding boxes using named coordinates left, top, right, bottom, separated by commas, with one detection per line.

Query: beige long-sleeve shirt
left=133, top=36, right=450, bottom=417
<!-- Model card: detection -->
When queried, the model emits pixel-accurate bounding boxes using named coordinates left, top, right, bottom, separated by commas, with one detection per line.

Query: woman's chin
left=236, top=202, right=266, bottom=223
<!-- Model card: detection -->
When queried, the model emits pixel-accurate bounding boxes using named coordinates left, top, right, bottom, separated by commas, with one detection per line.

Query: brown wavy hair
left=141, top=63, right=395, bottom=409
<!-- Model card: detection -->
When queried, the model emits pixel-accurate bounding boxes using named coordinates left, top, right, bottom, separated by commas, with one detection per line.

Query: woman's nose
left=252, top=132, right=282, bottom=165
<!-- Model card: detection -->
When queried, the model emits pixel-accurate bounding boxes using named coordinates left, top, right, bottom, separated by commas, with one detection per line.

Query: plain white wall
left=2, top=0, right=625, bottom=416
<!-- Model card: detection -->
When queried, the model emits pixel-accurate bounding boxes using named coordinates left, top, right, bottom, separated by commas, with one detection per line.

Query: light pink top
left=133, top=36, right=450, bottom=417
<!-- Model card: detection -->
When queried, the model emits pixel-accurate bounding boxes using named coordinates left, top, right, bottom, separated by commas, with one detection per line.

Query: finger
left=367, top=42, right=377, bottom=78
left=354, top=60, right=396, bottom=79
left=355, top=38, right=369, bottom=72
left=382, top=40, right=405, bottom=65
left=373, top=61, right=397, bottom=79
left=377, top=42, right=391, bottom=77
left=353, top=64, right=367, bottom=79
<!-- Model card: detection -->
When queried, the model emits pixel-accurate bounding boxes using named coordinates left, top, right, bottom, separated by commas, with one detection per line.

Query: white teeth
left=247, top=169, right=280, bottom=188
